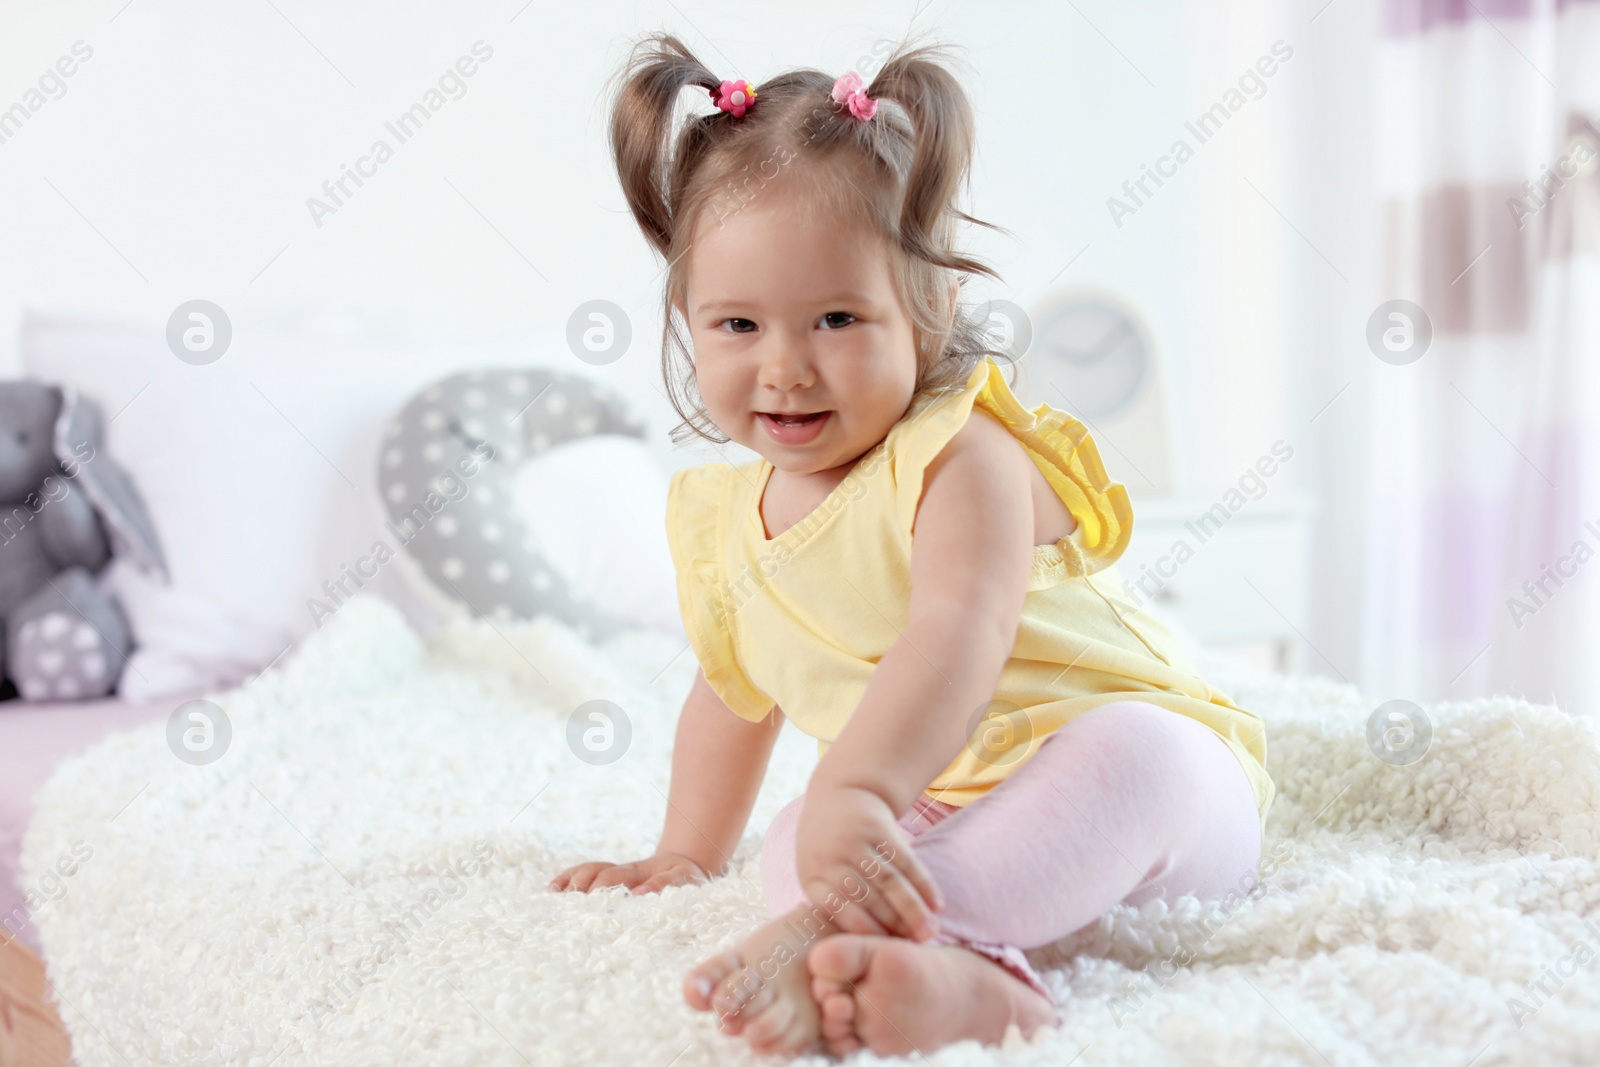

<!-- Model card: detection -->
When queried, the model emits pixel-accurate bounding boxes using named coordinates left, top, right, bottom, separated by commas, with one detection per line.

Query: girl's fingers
left=835, top=847, right=917, bottom=938
left=867, top=868, right=925, bottom=939
left=556, top=857, right=712, bottom=894
left=564, top=863, right=610, bottom=892
left=550, top=865, right=584, bottom=890
left=832, top=899, right=890, bottom=937
left=876, top=863, right=938, bottom=940
left=852, top=873, right=912, bottom=937
left=633, top=866, right=694, bottom=894
left=592, top=863, right=644, bottom=889
left=866, top=830, right=943, bottom=914
left=889, top=845, right=945, bottom=914
left=806, top=877, right=889, bottom=937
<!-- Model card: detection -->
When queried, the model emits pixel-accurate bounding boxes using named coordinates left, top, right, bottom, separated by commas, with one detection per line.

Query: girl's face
left=679, top=184, right=920, bottom=478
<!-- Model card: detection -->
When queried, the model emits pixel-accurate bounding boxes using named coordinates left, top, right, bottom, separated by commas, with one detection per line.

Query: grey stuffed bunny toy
left=0, top=381, right=167, bottom=701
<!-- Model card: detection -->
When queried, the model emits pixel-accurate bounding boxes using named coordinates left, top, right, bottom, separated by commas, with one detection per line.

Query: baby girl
left=552, top=33, right=1275, bottom=1058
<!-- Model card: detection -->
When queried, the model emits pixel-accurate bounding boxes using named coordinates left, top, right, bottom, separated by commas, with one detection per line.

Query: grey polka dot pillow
left=378, top=368, right=649, bottom=641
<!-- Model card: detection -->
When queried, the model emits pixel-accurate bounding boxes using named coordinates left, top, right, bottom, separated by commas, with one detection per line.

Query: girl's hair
left=607, top=32, right=1016, bottom=446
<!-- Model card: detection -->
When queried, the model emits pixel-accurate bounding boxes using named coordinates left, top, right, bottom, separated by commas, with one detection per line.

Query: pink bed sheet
left=0, top=695, right=183, bottom=954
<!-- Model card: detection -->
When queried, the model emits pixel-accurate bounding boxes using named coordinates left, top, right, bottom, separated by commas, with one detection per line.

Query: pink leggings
left=760, top=701, right=1264, bottom=1003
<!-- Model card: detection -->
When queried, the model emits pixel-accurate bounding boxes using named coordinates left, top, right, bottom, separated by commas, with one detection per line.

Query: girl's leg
left=758, top=794, right=809, bottom=916
left=908, top=699, right=1264, bottom=951
left=764, top=700, right=1263, bottom=996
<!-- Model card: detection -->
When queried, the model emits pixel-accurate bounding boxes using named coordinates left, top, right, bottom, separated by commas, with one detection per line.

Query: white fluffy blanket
left=22, top=596, right=1600, bottom=1066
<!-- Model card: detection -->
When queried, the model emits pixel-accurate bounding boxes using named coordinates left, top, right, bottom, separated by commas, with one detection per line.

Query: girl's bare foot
left=683, top=903, right=840, bottom=1055
left=807, top=934, right=1056, bottom=1056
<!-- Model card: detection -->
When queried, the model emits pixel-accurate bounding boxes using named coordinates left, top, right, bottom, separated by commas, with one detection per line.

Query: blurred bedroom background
left=0, top=0, right=1595, bottom=717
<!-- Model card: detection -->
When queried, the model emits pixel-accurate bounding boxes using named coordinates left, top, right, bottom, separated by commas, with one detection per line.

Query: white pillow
left=19, top=307, right=682, bottom=700
left=512, top=434, right=681, bottom=637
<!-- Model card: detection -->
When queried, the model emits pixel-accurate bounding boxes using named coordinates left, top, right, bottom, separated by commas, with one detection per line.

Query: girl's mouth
left=758, top=410, right=831, bottom=444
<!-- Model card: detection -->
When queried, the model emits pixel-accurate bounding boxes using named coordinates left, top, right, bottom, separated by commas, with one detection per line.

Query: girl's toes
left=712, top=968, right=773, bottom=1032
left=810, top=972, right=847, bottom=1008
left=811, top=935, right=875, bottom=1054
left=814, top=957, right=861, bottom=1050
left=818, top=991, right=857, bottom=1044
left=808, top=934, right=874, bottom=988
left=819, top=989, right=854, bottom=1025
left=829, top=1034, right=864, bottom=1057
left=743, top=996, right=800, bottom=1053
left=826, top=1024, right=864, bottom=1058
left=684, top=950, right=742, bottom=1012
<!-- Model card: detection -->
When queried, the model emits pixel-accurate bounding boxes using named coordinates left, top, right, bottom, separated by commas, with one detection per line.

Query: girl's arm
left=550, top=666, right=784, bottom=894
left=797, top=409, right=1038, bottom=936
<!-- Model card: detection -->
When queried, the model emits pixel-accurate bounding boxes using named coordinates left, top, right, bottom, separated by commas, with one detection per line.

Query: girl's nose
left=756, top=339, right=815, bottom=393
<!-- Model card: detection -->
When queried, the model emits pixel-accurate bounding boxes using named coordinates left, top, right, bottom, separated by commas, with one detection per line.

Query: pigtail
left=865, top=43, right=1005, bottom=282
left=608, top=34, right=722, bottom=260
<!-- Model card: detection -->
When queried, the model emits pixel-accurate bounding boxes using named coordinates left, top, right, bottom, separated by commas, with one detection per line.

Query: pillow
left=376, top=369, right=679, bottom=640
left=513, top=434, right=678, bottom=637
left=19, top=307, right=682, bottom=701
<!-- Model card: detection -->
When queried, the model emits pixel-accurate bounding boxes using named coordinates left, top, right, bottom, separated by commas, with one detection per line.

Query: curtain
left=1365, top=0, right=1600, bottom=713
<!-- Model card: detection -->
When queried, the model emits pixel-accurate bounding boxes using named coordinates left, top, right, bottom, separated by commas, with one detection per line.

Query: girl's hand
left=549, top=850, right=716, bottom=895
left=794, top=785, right=945, bottom=941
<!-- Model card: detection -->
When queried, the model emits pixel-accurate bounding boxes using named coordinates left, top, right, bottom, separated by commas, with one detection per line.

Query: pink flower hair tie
left=831, top=71, right=877, bottom=121
left=712, top=79, right=757, bottom=117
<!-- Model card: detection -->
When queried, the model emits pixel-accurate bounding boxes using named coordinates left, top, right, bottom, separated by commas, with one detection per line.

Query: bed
left=8, top=594, right=1598, bottom=1066
left=0, top=695, right=178, bottom=1067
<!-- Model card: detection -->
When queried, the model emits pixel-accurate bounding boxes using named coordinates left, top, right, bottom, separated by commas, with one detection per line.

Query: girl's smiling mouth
left=759, top=410, right=832, bottom=444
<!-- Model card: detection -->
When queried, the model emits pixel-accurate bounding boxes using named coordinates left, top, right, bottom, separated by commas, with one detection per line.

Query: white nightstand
left=1108, top=491, right=1319, bottom=674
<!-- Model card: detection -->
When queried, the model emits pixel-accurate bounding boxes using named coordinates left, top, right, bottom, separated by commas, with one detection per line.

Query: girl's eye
left=819, top=311, right=856, bottom=330
left=719, top=318, right=757, bottom=334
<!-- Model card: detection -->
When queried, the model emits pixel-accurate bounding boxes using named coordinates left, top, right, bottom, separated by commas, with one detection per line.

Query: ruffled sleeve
left=890, top=356, right=1134, bottom=573
left=664, top=465, right=778, bottom=722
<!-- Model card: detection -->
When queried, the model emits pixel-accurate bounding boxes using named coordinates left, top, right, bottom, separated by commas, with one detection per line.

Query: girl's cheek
left=697, top=376, right=741, bottom=418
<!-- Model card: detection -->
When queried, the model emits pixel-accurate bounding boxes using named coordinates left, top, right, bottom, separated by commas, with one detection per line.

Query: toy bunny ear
left=52, top=386, right=170, bottom=582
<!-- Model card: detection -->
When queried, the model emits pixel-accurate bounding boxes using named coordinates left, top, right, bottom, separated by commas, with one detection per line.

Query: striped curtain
left=1365, top=0, right=1600, bottom=713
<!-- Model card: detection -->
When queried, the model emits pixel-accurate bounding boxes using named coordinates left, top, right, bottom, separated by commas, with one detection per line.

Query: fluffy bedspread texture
left=21, top=596, right=1600, bottom=1066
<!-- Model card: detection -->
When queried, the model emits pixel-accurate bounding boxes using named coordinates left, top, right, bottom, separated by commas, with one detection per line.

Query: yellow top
left=664, top=355, right=1275, bottom=833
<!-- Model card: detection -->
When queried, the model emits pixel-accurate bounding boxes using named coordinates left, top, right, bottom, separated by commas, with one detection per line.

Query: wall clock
left=1012, top=289, right=1174, bottom=495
